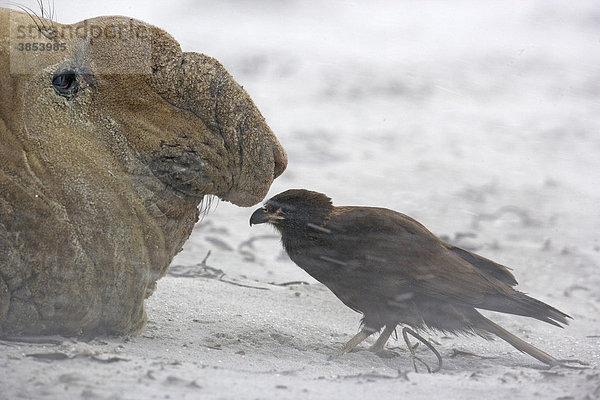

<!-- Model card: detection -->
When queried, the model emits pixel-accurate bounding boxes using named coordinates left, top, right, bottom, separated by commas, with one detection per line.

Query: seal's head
left=0, top=8, right=286, bottom=336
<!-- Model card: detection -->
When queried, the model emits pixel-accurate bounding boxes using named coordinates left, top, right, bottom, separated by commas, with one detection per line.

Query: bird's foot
left=402, top=327, right=443, bottom=373
left=551, top=358, right=590, bottom=370
left=411, top=353, right=434, bottom=373
left=368, top=324, right=397, bottom=354
left=403, top=342, right=433, bottom=372
left=328, top=329, right=373, bottom=360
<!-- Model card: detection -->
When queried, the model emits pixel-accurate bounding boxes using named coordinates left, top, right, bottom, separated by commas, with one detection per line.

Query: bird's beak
left=250, top=206, right=285, bottom=226
left=249, top=207, right=269, bottom=226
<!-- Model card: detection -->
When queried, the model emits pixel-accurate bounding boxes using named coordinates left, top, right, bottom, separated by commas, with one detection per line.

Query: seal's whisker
left=37, top=0, right=56, bottom=23
left=8, top=1, right=56, bottom=39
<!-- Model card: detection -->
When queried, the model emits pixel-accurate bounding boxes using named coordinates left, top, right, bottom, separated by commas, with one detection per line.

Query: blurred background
left=6, top=0, right=600, bottom=289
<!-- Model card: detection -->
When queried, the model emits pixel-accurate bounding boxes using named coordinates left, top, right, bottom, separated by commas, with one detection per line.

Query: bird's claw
left=406, top=341, right=431, bottom=371
left=402, top=327, right=443, bottom=373
left=329, top=329, right=372, bottom=360
left=411, top=354, right=432, bottom=373
left=551, top=359, right=590, bottom=370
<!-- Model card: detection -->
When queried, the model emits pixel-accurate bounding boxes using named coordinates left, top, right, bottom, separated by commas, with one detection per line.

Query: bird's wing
left=323, top=206, right=516, bottom=307
left=444, top=243, right=517, bottom=286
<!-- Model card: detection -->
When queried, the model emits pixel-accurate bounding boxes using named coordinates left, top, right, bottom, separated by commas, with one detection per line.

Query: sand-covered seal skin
left=0, top=8, right=286, bottom=336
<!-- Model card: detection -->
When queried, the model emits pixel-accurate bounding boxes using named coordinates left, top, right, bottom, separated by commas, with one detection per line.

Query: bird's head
left=249, top=189, right=333, bottom=231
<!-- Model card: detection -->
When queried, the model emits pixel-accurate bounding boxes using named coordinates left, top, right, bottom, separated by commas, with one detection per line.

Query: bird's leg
left=553, top=359, right=590, bottom=369
left=402, top=327, right=443, bottom=373
left=329, top=329, right=373, bottom=359
left=369, top=324, right=396, bottom=353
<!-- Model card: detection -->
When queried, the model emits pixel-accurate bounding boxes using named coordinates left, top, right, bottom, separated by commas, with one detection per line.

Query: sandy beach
left=1, top=1, right=599, bottom=399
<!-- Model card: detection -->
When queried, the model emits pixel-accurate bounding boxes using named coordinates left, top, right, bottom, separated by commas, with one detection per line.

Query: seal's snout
left=272, top=145, right=287, bottom=179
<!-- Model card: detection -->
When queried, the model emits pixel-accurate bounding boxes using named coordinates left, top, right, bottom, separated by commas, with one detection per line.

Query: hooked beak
left=249, top=206, right=285, bottom=226
left=249, top=207, right=269, bottom=226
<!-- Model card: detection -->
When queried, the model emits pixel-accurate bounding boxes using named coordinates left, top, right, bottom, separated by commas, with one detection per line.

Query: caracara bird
left=250, top=189, right=581, bottom=371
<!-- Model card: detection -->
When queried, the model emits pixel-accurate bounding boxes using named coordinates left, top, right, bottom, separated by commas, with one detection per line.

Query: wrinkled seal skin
left=0, top=8, right=286, bottom=336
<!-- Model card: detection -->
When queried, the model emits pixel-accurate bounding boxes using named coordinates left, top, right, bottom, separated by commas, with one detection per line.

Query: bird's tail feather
left=475, top=313, right=559, bottom=366
left=481, top=291, right=570, bottom=328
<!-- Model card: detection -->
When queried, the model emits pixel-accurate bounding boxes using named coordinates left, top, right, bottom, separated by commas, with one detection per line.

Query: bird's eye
left=52, top=70, right=79, bottom=97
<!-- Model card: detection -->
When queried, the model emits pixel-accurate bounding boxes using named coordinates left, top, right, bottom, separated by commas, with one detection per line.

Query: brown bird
left=250, top=189, right=580, bottom=371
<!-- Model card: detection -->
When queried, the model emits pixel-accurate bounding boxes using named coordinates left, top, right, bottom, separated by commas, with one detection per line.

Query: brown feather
left=251, top=189, right=572, bottom=366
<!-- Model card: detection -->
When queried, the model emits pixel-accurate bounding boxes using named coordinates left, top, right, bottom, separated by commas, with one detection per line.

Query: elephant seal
left=0, top=8, right=286, bottom=336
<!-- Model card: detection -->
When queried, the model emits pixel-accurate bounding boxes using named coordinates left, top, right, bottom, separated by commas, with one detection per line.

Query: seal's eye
left=52, top=71, right=78, bottom=97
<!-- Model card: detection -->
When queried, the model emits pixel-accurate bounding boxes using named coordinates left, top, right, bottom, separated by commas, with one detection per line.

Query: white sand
left=1, top=1, right=599, bottom=399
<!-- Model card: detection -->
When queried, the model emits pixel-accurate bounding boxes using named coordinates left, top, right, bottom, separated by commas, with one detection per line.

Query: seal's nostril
left=272, top=146, right=287, bottom=179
